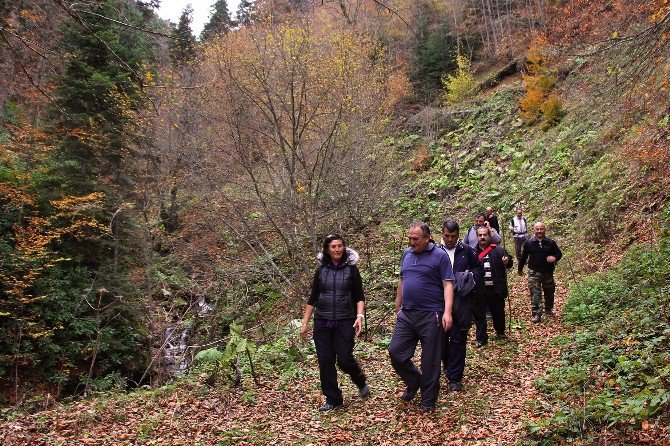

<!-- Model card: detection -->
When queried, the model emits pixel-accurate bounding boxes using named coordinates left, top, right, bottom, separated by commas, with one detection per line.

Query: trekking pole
left=500, top=212, right=514, bottom=335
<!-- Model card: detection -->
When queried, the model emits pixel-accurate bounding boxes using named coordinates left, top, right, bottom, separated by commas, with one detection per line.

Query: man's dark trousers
left=514, top=236, right=526, bottom=261
left=473, top=287, right=506, bottom=343
left=388, top=309, right=444, bottom=408
left=313, top=318, right=366, bottom=405
left=442, top=315, right=469, bottom=384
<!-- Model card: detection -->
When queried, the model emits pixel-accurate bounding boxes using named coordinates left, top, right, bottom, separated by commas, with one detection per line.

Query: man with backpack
left=509, top=209, right=528, bottom=262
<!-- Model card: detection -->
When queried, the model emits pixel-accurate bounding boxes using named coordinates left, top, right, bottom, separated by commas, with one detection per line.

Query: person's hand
left=441, top=312, right=452, bottom=331
left=502, top=256, right=509, bottom=265
left=484, top=221, right=491, bottom=229
left=353, top=317, right=363, bottom=337
left=546, top=255, right=557, bottom=263
left=518, top=270, right=524, bottom=277
left=300, top=322, right=309, bottom=342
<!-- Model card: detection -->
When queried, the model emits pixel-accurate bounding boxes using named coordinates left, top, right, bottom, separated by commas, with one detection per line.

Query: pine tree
left=169, top=5, right=197, bottom=66
left=55, top=0, right=154, bottom=191
left=201, top=0, right=233, bottom=40
left=236, top=0, right=256, bottom=27
left=6, top=0, right=155, bottom=399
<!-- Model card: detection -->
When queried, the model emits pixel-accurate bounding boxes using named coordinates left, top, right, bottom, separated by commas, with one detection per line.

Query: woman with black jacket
left=300, top=234, right=370, bottom=411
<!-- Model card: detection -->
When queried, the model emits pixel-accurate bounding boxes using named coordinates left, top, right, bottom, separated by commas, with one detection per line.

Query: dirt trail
left=1, top=274, right=570, bottom=445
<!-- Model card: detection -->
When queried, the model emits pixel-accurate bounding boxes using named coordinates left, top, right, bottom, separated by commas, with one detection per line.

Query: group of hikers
left=300, top=209, right=563, bottom=413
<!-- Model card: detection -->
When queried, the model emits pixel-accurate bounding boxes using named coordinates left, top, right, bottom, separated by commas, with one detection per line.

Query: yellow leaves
left=1, top=191, right=108, bottom=304
left=650, top=2, right=670, bottom=22
left=295, top=181, right=307, bottom=195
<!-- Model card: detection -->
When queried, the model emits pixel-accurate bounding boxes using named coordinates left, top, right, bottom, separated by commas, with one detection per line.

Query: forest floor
left=0, top=272, right=578, bottom=445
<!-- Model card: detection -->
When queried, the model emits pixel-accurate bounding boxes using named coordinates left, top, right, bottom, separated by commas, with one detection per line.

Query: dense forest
left=1, top=0, right=669, bottom=444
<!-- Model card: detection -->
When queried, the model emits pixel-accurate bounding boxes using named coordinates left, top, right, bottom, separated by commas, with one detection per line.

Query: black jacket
left=308, top=250, right=364, bottom=320
left=440, top=241, right=483, bottom=328
left=486, top=214, right=500, bottom=232
left=518, top=236, right=562, bottom=274
left=475, top=244, right=513, bottom=298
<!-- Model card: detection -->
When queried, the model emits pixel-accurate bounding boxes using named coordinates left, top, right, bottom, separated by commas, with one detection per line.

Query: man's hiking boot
left=358, top=384, right=371, bottom=398
left=401, top=386, right=418, bottom=403
left=449, top=382, right=463, bottom=392
left=318, top=402, right=342, bottom=412
left=531, top=314, right=541, bottom=324
left=544, top=310, right=554, bottom=318
left=420, top=405, right=435, bottom=414
left=495, top=333, right=507, bottom=340
left=475, top=341, right=487, bottom=348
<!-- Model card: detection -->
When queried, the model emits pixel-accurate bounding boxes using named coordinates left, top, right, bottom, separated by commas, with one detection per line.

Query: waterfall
left=163, top=294, right=213, bottom=374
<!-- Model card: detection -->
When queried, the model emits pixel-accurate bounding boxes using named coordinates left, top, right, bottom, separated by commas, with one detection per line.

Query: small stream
left=163, top=294, right=213, bottom=374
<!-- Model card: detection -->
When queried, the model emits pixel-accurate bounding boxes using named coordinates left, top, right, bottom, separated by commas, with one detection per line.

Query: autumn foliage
left=519, top=38, right=564, bottom=129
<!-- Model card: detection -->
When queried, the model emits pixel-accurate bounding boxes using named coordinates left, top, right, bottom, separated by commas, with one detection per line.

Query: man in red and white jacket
left=473, top=226, right=513, bottom=347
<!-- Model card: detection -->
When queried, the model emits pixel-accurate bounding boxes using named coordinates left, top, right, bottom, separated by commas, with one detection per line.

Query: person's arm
left=302, top=267, right=321, bottom=340
left=300, top=304, right=314, bottom=341
left=490, top=228, right=502, bottom=244
left=441, top=280, right=454, bottom=331
left=395, top=277, right=403, bottom=313
left=518, top=240, right=529, bottom=275
left=307, top=266, right=321, bottom=306
left=502, top=248, right=513, bottom=269
left=353, top=300, right=365, bottom=336
left=547, top=240, right=563, bottom=264
left=351, top=266, right=366, bottom=336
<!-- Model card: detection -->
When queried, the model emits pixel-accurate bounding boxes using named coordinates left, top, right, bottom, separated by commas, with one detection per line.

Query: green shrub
left=442, top=55, right=479, bottom=104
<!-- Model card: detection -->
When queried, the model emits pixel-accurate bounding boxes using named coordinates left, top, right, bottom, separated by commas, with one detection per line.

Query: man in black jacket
left=485, top=207, right=500, bottom=233
left=474, top=226, right=513, bottom=347
left=518, top=222, right=563, bottom=323
left=439, top=219, right=483, bottom=391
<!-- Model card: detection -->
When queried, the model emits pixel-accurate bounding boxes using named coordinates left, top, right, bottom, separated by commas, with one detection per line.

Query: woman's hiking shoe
left=531, top=314, right=541, bottom=324
left=358, top=384, right=371, bottom=398
left=318, top=402, right=342, bottom=412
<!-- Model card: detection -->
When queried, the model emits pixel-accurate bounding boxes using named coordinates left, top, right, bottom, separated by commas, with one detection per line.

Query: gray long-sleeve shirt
left=462, top=225, right=502, bottom=249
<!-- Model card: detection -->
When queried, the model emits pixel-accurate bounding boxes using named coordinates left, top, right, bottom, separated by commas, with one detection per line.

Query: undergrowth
left=527, top=207, right=670, bottom=442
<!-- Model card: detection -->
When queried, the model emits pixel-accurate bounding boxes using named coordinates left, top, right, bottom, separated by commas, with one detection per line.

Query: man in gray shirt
left=462, top=212, right=502, bottom=248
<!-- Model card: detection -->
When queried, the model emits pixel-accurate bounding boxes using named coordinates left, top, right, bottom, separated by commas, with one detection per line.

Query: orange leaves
left=0, top=191, right=108, bottom=302
left=519, top=39, right=564, bottom=129
left=519, top=87, right=545, bottom=123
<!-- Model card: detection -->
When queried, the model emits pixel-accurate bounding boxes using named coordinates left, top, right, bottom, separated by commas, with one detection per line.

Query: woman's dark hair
left=322, top=234, right=345, bottom=264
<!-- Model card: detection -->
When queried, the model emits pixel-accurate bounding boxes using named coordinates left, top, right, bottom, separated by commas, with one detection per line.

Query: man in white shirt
left=509, top=209, right=528, bottom=261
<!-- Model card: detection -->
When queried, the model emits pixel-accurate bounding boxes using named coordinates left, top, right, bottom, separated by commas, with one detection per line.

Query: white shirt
left=444, top=246, right=456, bottom=269
left=511, top=216, right=527, bottom=237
